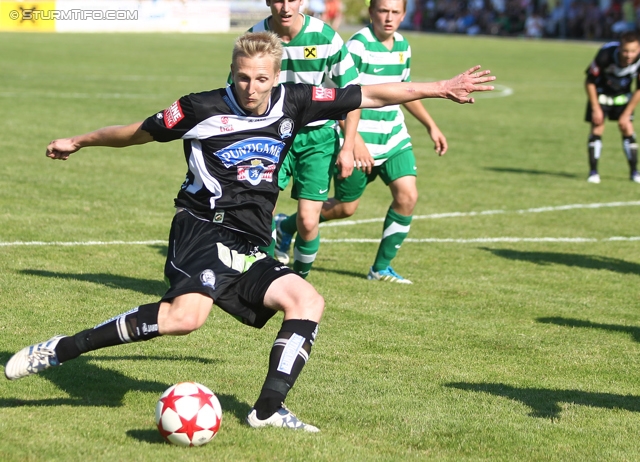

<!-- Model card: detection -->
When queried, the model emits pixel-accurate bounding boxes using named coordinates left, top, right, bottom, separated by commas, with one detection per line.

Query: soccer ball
left=155, top=382, right=222, bottom=447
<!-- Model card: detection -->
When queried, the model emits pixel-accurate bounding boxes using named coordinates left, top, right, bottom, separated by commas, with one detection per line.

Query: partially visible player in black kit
left=585, top=30, right=640, bottom=184
left=4, top=31, right=494, bottom=432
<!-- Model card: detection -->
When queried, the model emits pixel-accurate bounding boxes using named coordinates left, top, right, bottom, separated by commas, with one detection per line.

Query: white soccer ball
left=155, top=382, right=222, bottom=447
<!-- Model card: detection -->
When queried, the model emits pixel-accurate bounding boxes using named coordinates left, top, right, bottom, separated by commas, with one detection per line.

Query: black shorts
left=585, top=99, right=634, bottom=122
left=162, top=209, right=294, bottom=328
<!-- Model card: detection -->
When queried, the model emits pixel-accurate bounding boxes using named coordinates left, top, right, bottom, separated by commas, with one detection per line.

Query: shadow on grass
left=446, top=382, right=640, bottom=419
left=537, top=316, right=640, bottom=343
left=481, top=248, right=640, bottom=276
left=149, top=244, right=168, bottom=258
left=310, top=265, right=369, bottom=280
left=483, top=167, right=579, bottom=179
left=0, top=352, right=220, bottom=408
left=126, top=393, right=251, bottom=444
left=19, top=269, right=167, bottom=297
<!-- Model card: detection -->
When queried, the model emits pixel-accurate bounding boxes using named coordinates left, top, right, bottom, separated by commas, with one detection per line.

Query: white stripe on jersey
left=366, top=129, right=412, bottom=158
left=183, top=86, right=287, bottom=139
left=185, top=139, right=223, bottom=209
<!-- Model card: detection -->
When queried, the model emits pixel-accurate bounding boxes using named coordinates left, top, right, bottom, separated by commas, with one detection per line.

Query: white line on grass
left=1, top=237, right=638, bottom=247
left=0, top=91, right=163, bottom=100
left=322, top=237, right=640, bottom=244
left=2, top=201, right=639, bottom=247
left=319, top=200, right=640, bottom=228
left=0, top=240, right=166, bottom=247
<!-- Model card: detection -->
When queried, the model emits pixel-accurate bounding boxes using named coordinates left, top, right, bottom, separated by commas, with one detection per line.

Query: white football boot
left=247, top=406, right=319, bottom=432
left=5, top=335, right=65, bottom=380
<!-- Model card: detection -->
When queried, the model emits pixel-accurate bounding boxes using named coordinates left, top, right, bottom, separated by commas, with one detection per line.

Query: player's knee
left=394, top=191, right=418, bottom=214
left=161, top=300, right=209, bottom=335
left=284, top=282, right=324, bottom=321
left=340, top=202, right=358, bottom=218
left=168, top=311, right=203, bottom=334
left=297, top=213, right=319, bottom=233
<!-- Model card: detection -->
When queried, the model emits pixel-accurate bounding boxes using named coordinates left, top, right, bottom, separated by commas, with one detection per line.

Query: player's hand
left=46, top=138, right=80, bottom=160
left=444, top=66, right=495, bottom=104
left=336, top=147, right=354, bottom=179
left=429, top=126, right=448, bottom=156
left=353, top=140, right=374, bottom=174
left=591, top=106, right=604, bottom=126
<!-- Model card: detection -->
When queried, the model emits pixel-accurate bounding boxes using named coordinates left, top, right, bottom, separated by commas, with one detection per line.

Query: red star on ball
left=175, top=413, right=205, bottom=445
left=158, top=387, right=182, bottom=414
left=190, top=386, right=214, bottom=410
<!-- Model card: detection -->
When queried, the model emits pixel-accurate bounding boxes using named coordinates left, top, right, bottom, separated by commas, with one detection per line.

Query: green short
left=334, top=146, right=417, bottom=203
left=278, top=125, right=340, bottom=201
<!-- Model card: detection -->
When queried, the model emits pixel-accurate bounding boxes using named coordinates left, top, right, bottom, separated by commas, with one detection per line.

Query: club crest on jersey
left=213, top=136, right=285, bottom=167
left=312, top=87, right=335, bottom=101
left=164, top=100, right=184, bottom=129
left=237, top=159, right=276, bottom=185
left=200, top=269, right=216, bottom=289
left=279, top=118, right=294, bottom=139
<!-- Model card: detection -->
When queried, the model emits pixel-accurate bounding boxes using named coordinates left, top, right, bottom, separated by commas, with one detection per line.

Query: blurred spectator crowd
left=407, top=0, right=639, bottom=39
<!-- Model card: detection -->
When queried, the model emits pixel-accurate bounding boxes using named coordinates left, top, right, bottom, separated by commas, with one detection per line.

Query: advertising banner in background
left=0, top=0, right=230, bottom=32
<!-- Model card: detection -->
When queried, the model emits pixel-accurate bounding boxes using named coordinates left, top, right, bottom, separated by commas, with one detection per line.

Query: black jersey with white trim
left=586, top=42, right=640, bottom=96
left=142, top=83, right=362, bottom=246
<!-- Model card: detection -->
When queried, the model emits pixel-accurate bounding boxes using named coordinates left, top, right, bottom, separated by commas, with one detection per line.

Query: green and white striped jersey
left=249, top=14, right=360, bottom=127
left=347, top=25, right=412, bottom=161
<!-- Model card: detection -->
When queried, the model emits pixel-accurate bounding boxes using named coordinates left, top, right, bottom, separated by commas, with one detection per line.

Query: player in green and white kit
left=249, top=0, right=362, bottom=278
left=322, top=0, right=447, bottom=283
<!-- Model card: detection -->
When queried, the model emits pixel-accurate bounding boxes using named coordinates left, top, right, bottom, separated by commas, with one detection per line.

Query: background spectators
left=402, top=0, right=640, bottom=39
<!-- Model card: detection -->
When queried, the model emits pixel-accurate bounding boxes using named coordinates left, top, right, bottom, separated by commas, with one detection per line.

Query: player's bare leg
left=321, top=197, right=360, bottom=220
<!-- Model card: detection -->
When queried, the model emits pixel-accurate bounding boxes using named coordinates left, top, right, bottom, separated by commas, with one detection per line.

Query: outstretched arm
left=360, top=66, right=495, bottom=108
left=46, top=122, right=153, bottom=160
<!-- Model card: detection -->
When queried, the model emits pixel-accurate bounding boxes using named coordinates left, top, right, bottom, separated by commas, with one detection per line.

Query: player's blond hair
left=232, top=31, right=283, bottom=72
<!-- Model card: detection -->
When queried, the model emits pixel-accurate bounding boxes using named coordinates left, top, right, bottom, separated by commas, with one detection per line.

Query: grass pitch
left=1, top=31, right=640, bottom=461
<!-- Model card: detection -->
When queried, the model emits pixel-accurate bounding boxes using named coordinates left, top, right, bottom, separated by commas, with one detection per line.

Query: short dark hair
left=369, top=0, right=407, bottom=13
left=620, top=30, right=640, bottom=45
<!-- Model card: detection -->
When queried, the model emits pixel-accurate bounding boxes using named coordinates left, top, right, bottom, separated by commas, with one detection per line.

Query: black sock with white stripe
left=253, top=319, right=318, bottom=420
left=55, top=302, right=161, bottom=363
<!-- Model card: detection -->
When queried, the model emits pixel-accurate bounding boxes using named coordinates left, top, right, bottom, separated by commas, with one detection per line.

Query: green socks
left=372, top=207, right=412, bottom=272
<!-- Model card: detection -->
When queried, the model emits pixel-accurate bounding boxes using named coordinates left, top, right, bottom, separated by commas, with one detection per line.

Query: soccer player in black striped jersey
left=585, top=31, right=640, bottom=184
left=4, top=31, right=494, bottom=432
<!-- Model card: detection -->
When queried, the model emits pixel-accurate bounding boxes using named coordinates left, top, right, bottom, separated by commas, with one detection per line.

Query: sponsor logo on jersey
left=200, top=269, right=216, bottom=289
left=214, top=136, right=285, bottom=167
left=399, top=52, right=404, bottom=63
left=590, top=61, right=600, bottom=77
left=237, top=159, right=276, bottom=185
left=164, top=100, right=184, bottom=129
left=278, top=118, right=294, bottom=139
left=304, top=46, right=317, bottom=59
left=312, top=87, right=336, bottom=101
